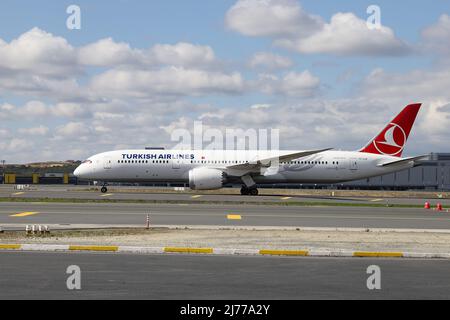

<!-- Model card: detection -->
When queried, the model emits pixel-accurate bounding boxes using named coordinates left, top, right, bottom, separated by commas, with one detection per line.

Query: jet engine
left=188, top=167, right=226, bottom=190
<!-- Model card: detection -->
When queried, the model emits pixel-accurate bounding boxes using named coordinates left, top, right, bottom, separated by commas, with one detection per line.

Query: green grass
left=0, top=197, right=425, bottom=208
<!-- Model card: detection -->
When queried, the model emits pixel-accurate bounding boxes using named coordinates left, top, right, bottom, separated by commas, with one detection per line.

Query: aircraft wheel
left=101, top=186, right=108, bottom=193
left=240, top=187, right=249, bottom=195
left=250, top=188, right=259, bottom=196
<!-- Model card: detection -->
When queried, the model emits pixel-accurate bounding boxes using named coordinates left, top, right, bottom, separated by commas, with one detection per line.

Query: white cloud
left=226, top=1, right=409, bottom=56
left=90, top=67, right=245, bottom=97
left=421, top=14, right=450, bottom=62
left=257, top=70, right=320, bottom=97
left=0, top=138, right=32, bottom=152
left=52, top=103, right=91, bottom=118
left=249, top=52, right=293, bottom=69
left=225, top=0, right=323, bottom=37
left=417, top=101, right=450, bottom=143
left=277, top=13, right=409, bottom=56
left=16, top=101, right=49, bottom=117
left=0, top=101, right=91, bottom=120
left=357, top=65, right=450, bottom=153
left=0, top=128, right=11, bottom=139
left=150, top=42, right=216, bottom=67
left=78, top=37, right=144, bottom=67
left=78, top=39, right=216, bottom=68
left=0, top=29, right=230, bottom=101
left=0, top=28, right=84, bottom=99
left=362, top=68, right=450, bottom=101
left=0, top=27, right=77, bottom=76
left=250, top=104, right=271, bottom=109
left=18, top=125, right=49, bottom=136
left=55, top=122, right=91, bottom=138
left=422, top=14, right=450, bottom=52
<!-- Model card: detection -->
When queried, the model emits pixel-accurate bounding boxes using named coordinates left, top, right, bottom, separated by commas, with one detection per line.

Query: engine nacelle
left=189, top=167, right=225, bottom=190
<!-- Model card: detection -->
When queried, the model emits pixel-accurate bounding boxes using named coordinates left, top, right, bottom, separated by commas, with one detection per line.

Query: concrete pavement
left=1, top=185, right=449, bottom=206
left=0, top=252, right=449, bottom=299
left=1, top=201, right=450, bottom=229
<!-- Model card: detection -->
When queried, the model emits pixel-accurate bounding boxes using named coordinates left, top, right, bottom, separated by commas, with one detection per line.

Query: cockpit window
left=82, top=160, right=92, bottom=164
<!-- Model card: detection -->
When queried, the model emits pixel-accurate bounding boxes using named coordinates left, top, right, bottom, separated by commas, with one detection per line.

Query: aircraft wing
left=377, top=155, right=429, bottom=167
left=225, top=148, right=332, bottom=172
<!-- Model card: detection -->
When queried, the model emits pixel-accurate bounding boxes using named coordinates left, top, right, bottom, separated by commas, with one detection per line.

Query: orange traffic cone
left=436, top=203, right=443, bottom=211
left=424, top=202, right=431, bottom=209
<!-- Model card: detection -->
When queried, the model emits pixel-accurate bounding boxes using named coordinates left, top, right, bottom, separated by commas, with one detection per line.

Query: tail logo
left=373, top=123, right=406, bottom=156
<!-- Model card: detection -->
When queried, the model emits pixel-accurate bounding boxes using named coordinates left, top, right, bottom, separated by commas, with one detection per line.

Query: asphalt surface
left=1, top=185, right=449, bottom=206
left=1, top=201, right=450, bottom=229
left=0, top=252, right=448, bottom=299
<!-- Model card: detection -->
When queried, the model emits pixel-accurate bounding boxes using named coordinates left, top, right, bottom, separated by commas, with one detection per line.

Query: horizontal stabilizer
left=377, top=155, right=428, bottom=167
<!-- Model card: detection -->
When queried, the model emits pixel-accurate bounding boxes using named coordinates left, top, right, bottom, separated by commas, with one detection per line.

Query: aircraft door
left=349, top=158, right=358, bottom=171
left=103, top=157, right=112, bottom=169
left=172, top=159, right=181, bottom=169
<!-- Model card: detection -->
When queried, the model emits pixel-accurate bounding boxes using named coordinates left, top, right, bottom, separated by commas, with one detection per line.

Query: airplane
left=74, top=103, right=426, bottom=195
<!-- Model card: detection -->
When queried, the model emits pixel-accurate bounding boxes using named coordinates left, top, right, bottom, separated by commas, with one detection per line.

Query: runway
left=1, top=185, right=449, bottom=206
left=0, top=252, right=448, bottom=299
left=1, top=201, right=450, bottom=230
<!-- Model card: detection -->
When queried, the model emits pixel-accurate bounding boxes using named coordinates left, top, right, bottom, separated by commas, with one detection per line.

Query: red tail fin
left=359, top=103, right=421, bottom=157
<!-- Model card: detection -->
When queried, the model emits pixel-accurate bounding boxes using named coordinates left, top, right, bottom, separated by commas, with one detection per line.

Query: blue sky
left=0, top=0, right=449, bottom=162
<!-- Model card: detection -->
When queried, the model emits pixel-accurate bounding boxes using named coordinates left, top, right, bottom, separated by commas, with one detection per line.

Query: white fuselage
left=74, top=149, right=413, bottom=185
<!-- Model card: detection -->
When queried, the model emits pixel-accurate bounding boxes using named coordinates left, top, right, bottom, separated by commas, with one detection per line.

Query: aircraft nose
left=74, top=163, right=91, bottom=178
left=73, top=165, right=84, bottom=178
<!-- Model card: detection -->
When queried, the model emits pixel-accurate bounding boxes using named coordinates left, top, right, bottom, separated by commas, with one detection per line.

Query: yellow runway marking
left=370, top=198, right=384, bottom=202
left=281, top=197, right=292, bottom=200
left=227, top=214, right=242, bottom=220
left=12, top=192, right=25, bottom=196
left=0, top=244, right=21, bottom=250
left=10, top=212, right=39, bottom=217
left=191, top=195, right=203, bottom=199
left=69, top=245, right=118, bottom=252
left=100, top=193, right=113, bottom=197
left=260, top=249, right=309, bottom=256
left=353, top=251, right=403, bottom=258
left=164, top=247, right=213, bottom=254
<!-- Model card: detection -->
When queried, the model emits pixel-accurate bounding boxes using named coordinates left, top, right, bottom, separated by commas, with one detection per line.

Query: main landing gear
left=240, top=186, right=258, bottom=196
left=101, top=185, right=108, bottom=193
